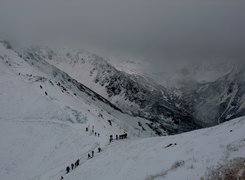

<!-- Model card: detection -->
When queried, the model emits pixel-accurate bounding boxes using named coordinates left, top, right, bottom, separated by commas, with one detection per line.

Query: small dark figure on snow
left=40, top=85, right=43, bottom=89
left=86, top=127, right=88, bottom=132
left=60, top=176, right=64, bottom=180
left=66, top=166, right=70, bottom=174
left=95, top=132, right=97, bottom=136
left=108, top=120, right=112, bottom=126
left=98, top=147, right=101, bottom=153
left=116, top=135, right=118, bottom=140
left=98, top=133, right=100, bottom=137
left=75, top=159, right=80, bottom=167
left=109, top=135, right=113, bottom=143
left=71, top=163, right=74, bottom=170
left=92, top=150, right=94, bottom=157
left=45, top=91, right=48, bottom=96
left=165, top=143, right=173, bottom=148
left=88, top=153, right=91, bottom=159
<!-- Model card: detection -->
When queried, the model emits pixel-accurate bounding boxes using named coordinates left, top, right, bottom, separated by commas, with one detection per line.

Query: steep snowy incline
left=0, top=40, right=158, bottom=180
left=64, top=116, right=245, bottom=180
left=1, top=40, right=158, bottom=137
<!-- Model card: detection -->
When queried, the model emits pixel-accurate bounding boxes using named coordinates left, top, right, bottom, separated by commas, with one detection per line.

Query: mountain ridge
left=17, top=44, right=245, bottom=132
left=19, top=45, right=199, bottom=134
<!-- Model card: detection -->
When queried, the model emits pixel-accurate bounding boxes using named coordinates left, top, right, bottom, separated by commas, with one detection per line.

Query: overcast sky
left=1, top=0, right=245, bottom=83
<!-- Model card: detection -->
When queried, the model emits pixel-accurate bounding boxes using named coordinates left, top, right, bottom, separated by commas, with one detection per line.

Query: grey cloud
left=1, top=0, right=245, bottom=69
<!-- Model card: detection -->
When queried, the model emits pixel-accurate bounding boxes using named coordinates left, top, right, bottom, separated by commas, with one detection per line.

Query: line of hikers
left=61, top=147, right=101, bottom=179
left=65, top=159, right=80, bottom=174
left=88, top=147, right=101, bottom=159
left=109, top=133, right=127, bottom=143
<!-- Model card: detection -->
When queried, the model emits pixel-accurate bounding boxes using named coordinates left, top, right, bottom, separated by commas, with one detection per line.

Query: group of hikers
left=62, top=159, right=80, bottom=178
left=59, top=126, right=128, bottom=179
left=88, top=147, right=101, bottom=159
left=60, top=147, right=102, bottom=179
left=109, top=133, right=127, bottom=143
left=86, top=126, right=100, bottom=137
left=94, top=132, right=100, bottom=137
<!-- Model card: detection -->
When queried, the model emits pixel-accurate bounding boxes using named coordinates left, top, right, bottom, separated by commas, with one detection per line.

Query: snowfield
left=0, top=41, right=245, bottom=180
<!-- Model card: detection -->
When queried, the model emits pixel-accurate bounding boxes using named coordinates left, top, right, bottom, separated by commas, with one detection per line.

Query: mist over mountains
left=1, top=1, right=245, bottom=179
left=1, top=0, right=245, bottom=87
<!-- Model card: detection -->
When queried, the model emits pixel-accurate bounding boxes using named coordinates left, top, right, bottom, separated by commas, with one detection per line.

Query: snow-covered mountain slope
left=16, top=44, right=245, bottom=131
left=0, top=40, right=161, bottom=137
left=181, top=68, right=245, bottom=127
left=19, top=46, right=199, bottom=134
left=2, top=112, right=243, bottom=180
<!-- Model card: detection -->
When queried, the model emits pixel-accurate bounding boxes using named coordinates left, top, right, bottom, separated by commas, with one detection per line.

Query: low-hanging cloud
left=1, top=0, right=245, bottom=69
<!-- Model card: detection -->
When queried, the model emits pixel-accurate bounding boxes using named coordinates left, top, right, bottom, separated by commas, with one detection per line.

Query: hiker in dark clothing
left=108, top=120, right=112, bottom=126
left=95, top=132, right=97, bottom=136
left=71, top=163, right=74, bottom=170
left=92, top=150, right=94, bottom=157
left=60, top=176, right=64, bottom=180
left=75, top=159, right=80, bottom=167
left=116, top=135, right=118, bottom=140
left=109, top=135, right=113, bottom=143
left=98, top=147, right=101, bottom=153
left=98, top=133, right=100, bottom=137
left=165, top=143, right=173, bottom=148
left=66, top=166, right=70, bottom=174
left=45, top=91, right=48, bottom=96
left=86, top=127, right=88, bottom=132
left=88, top=153, right=91, bottom=159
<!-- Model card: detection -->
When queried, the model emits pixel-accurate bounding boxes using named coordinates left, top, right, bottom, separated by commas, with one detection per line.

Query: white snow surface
left=0, top=42, right=245, bottom=180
